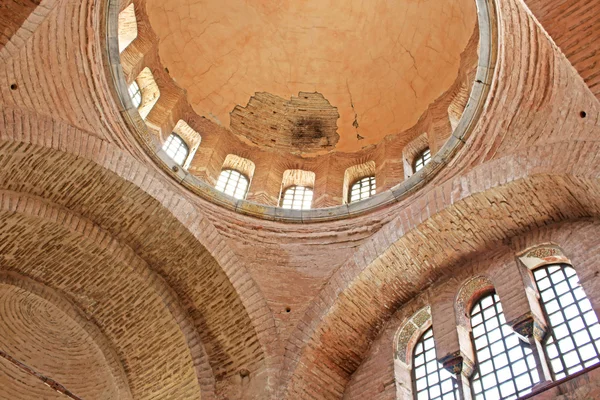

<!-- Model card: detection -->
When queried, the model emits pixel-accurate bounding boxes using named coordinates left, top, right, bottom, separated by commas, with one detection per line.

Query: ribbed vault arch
left=0, top=121, right=278, bottom=395
left=0, top=271, right=133, bottom=400
left=0, top=192, right=217, bottom=398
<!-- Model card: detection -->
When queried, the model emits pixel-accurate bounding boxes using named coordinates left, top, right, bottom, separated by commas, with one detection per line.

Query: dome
left=113, top=0, right=487, bottom=219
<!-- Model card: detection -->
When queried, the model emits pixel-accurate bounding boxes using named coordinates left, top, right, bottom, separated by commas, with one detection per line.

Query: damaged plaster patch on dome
left=230, top=92, right=340, bottom=155
left=145, top=0, right=477, bottom=151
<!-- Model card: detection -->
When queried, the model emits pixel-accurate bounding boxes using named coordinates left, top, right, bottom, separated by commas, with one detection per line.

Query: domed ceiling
left=145, top=0, right=477, bottom=153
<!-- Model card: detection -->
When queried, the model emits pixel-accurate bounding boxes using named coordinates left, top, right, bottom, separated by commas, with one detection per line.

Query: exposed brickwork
left=0, top=0, right=599, bottom=398
left=0, top=0, right=40, bottom=48
left=230, top=92, right=340, bottom=155
left=112, top=1, right=481, bottom=208
left=523, top=0, right=600, bottom=99
left=345, top=220, right=600, bottom=400
left=281, top=0, right=600, bottom=389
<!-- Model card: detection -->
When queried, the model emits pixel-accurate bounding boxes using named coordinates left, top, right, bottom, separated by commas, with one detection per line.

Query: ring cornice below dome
left=104, top=0, right=497, bottom=222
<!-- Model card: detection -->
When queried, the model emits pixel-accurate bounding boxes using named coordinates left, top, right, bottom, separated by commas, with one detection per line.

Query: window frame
left=469, top=291, right=540, bottom=400
left=348, top=175, right=376, bottom=204
left=215, top=168, right=250, bottom=200
left=413, top=148, right=431, bottom=173
left=411, top=327, right=460, bottom=400
left=128, top=80, right=142, bottom=109
left=279, top=185, right=314, bottom=210
left=532, top=263, right=600, bottom=380
left=162, top=133, right=190, bottom=166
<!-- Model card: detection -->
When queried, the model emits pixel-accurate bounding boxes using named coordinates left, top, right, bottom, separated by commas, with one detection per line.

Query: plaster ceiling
left=146, top=0, right=477, bottom=152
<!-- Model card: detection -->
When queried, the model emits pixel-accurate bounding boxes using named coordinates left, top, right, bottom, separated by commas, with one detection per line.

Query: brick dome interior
left=1, top=0, right=600, bottom=399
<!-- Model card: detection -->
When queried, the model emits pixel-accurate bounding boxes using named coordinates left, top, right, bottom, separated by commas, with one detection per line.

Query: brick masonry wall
left=344, top=220, right=600, bottom=400
left=523, top=0, right=600, bottom=99
left=0, top=0, right=599, bottom=398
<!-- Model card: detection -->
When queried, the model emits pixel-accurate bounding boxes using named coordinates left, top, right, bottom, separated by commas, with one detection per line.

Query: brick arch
left=394, top=307, right=432, bottom=366
left=282, top=140, right=600, bottom=398
left=0, top=124, right=278, bottom=395
left=455, top=276, right=495, bottom=328
left=0, top=0, right=58, bottom=57
left=0, top=271, right=133, bottom=400
left=0, top=191, right=215, bottom=399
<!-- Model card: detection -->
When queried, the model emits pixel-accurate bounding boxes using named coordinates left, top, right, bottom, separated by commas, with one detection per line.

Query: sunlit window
left=413, top=327, right=459, bottom=400
left=349, top=176, right=376, bottom=204
left=471, top=293, right=540, bottom=400
left=533, top=264, right=600, bottom=379
left=162, top=133, right=189, bottom=166
left=215, top=169, right=249, bottom=200
left=414, top=148, right=431, bottom=172
left=280, top=186, right=313, bottom=210
left=128, top=81, right=142, bottom=108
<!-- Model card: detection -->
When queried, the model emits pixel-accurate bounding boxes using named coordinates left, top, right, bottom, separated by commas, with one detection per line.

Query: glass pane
left=470, top=293, right=539, bottom=399
left=414, top=148, right=431, bottom=173
left=412, top=327, right=459, bottom=400
left=281, top=186, right=313, bottom=210
left=348, top=176, right=375, bottom=204
left=162, top=134, right=190, bottom=166
left=533, top=264, right=600, bottom=379
left=215, top=169, right=249, bottom=200
left=128, top=81, right=142, bottom=108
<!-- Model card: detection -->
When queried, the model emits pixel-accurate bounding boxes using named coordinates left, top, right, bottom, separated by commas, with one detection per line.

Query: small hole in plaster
left=10, top=83, right=17, bottom=90
left=172, top=165, right=179, bottom=172
left=239, top=369, right=250, bottom=378
left=164, top=67, right=169, bottom=74
left=285, top=307, right=291, bottom=313
left=580, top=111, right=587, bottom=118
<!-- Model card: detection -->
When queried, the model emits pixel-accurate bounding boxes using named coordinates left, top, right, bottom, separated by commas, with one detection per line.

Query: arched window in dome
left=215, top=169, right=249, bottom=200
left=532, top=264, right=600, bottom=379
left=133, top=68, right=160, bottom=119
left=412, top=327, right=459, bottom=400
left=470, top=292, right=540, bottom=399
left=343, top=161, right=376, bottom=205
left=349, top=176, right=376, bottom=204
left=128, top=80, right=142, bottom=109
left=280, top=186, right=313, bottom=210
left=162, top=133, right=189, bottom=166
left=171, top=120, right=202, bottom=169
left=118, top=3, right=138, bottom=53
left=279, top=169, right=315, bottom=209
left=414, top=148, right=431, bottom=173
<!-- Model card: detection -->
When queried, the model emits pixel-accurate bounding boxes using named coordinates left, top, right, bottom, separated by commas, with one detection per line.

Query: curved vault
left=0, top=272, right=132, bottom=400
left=0, top=0, right=279, bottom=394
left=145, top=0, right=477, bottom=151
left=0, top=131, right=278, bottom=397
left=0, top=192, right=213, bottom=399
left=283, top=142, right=600, bottom=398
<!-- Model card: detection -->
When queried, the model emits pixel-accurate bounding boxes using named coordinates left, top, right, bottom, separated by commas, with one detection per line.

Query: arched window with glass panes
left=532, top=263, right=600, bottom=379
left=128, top=80, right=142, bottom=108
left=215, top=169, right=249, bottom=200
left=280, top=186, right=313, bottom=210
left=348, top=176, right=376, bottom=204
left=470, top=292, right=540, bottom=400
left=162, top=133, right=189, bottom=166
left=414, top=148, right=431, bottom=173
left=412, top=327, right=459, bottom=400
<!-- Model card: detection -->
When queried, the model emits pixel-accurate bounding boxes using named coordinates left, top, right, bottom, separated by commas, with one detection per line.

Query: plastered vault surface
left=145, top=0, right=477, bottom=151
